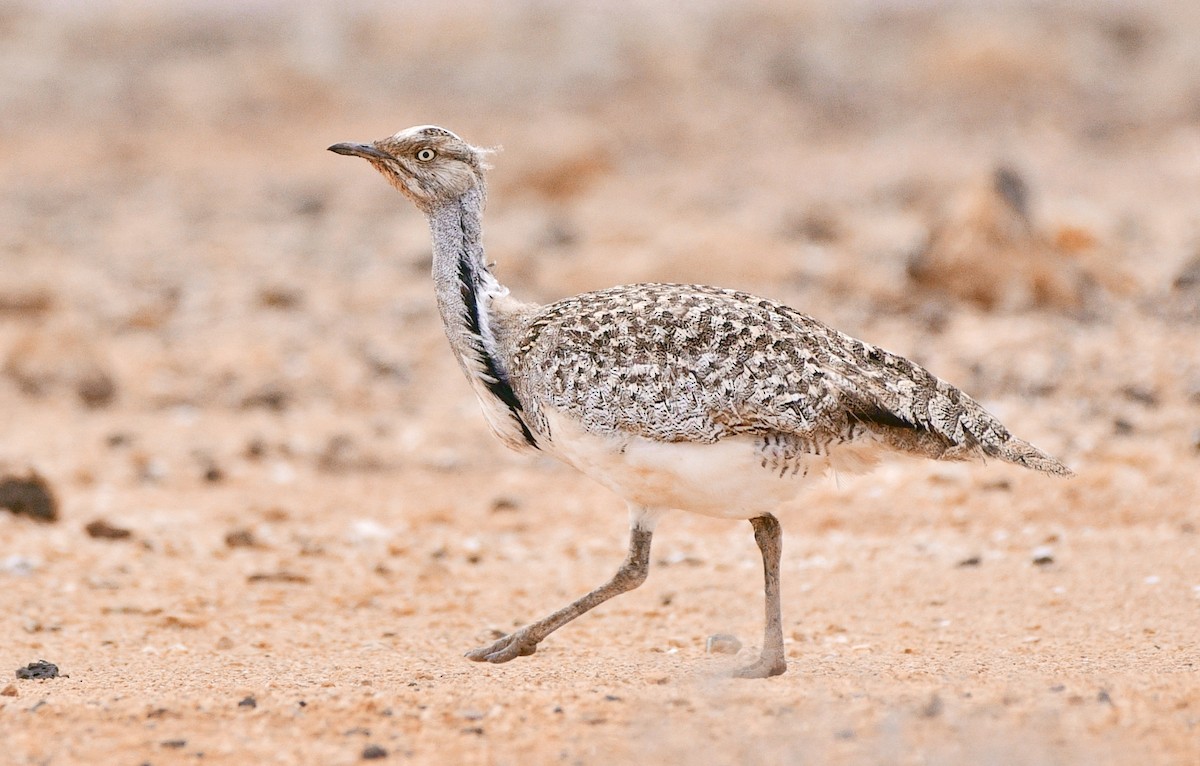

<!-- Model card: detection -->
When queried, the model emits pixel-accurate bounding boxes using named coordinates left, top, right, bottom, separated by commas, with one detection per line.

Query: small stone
left=362, top=744, right=388, bottom=760
left=490, top=496, right=520, bottom=512
left=238, top=696, right=257, bottom=709
left=1, top=684, right=18, bottom=697
left=258, top=287, right=302, bottom=310
left=0, top=473, right=58, bottom=522
left=242, top=384, right=290, bottom=412
left=77, top=372, right=117, bottom=408
left=15, top=661, right=59, bottom=680
left=106, top=432, right=132, bottom=448
left=85, top=519, right=132, bottom=540
left=225, top=529, right=259, bottom=548
left=247, top=571, right=309, bottom=584
left=1120, top=385, right=1158, bottom=407
left=956, top=555, right=982, bottom=567
left=705, top=634, right=742, bottom=655
left=1, top=555, right=39, bottom=576
left=161, top=740, right=186, bottom=749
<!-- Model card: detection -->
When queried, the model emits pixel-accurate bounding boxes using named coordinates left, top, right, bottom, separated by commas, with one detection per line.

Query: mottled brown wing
left=509, top=283, right=1070, bottom=476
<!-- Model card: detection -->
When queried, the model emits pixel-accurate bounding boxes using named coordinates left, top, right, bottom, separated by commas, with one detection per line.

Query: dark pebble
left=244, top=438, right=267, bottom=459
left=1120, top=385, right=1159, bottom=407
left=161, top=740, right=187, bottom=749
left=77, top=372, right=117, bottom=408
left=15, top=660, right=59, bottom=680
left=238, top=696, right=257, bottom=709
left=242, top=384, right=290, bottom=412
left=85, top=519, right=132, bottom=540
left=362, top=744, right=388, bottom=760
left=225, top=529, right=259, bottom=548
left=258, top=287, right=302, bottom=309
left=106, top=432, right=132, bottom=448
left=0, top=474, right=58, bottom=522
left=247, top=571, right=309, bottom=584
left=956, top=556, right=982, bottom=568
left=1033, top=555, right=1055, bottom=566
left=489, top=496, right=519, bottom=513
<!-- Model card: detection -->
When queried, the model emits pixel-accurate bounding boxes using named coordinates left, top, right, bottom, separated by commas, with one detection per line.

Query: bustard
left=330, top=126, right=1071, bottom=678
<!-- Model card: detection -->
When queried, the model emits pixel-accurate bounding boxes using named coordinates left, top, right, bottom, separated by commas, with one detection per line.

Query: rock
left=362, top=744, right=388, bottom=760
left=85, top=519, right=132, bottom=540
left=225, top=529, right=259, bottom=548
left=0, top=472, right=58, bottom=522
left=15, top=661, right=59, bottom=680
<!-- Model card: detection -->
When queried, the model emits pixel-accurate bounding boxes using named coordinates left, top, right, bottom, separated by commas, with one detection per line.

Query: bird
left=329, top=126, right=1072, bottom=678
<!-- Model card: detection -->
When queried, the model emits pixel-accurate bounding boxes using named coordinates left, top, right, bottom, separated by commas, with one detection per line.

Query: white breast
left=540, top=408, right=889, bottom=519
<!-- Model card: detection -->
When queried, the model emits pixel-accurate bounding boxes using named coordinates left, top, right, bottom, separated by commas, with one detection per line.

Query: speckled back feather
left=506, top=283, right=1070, bottom=476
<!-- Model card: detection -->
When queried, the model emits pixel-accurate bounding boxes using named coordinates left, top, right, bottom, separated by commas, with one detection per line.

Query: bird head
left=329, top=125, right=490, bottom=212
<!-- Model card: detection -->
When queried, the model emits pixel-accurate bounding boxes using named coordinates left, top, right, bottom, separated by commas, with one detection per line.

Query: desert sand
left=1, top=1, right=1198, bottom=763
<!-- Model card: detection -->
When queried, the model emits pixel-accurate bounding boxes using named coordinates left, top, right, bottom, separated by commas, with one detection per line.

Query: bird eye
left=415, top=148, right=437, bottom=162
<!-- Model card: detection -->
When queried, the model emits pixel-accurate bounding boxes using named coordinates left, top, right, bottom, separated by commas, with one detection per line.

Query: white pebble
left=347, top=519, right=392, bottom=544
left=1, top=555, right=39, bottom=576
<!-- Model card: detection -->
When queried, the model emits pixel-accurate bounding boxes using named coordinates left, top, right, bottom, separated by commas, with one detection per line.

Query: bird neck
left=426, top=184, right=538, bottom=449
left=428, top=183, right=497, bottom=347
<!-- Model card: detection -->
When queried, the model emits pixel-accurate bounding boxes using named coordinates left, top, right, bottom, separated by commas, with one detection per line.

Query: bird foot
left=465, top=630, right=539, bottom=664
left=731, top=655, right=787, bottom=679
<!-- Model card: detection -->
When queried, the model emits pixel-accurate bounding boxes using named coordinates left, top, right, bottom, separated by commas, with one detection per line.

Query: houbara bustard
left=330, top=126, right=1071, bottom=678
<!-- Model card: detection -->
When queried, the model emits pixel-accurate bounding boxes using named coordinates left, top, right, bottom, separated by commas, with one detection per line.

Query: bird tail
left=984, top=433, right=1073, bottom=477
left=946, top=395, right=1073, bottom=477
left=844, top=381, right=1074, bottom=477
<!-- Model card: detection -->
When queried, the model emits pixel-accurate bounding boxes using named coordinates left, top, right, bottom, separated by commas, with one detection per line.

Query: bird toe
left=731, top=656, right=787, bottom=679
left=465, top=631, right=538, bottom=663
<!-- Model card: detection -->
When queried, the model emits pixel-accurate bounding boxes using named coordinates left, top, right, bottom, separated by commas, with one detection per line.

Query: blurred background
left=1, top=1, right=1199, bottom=762
left=2, top=0, right=1198, bottom=437
left=2, top=0, right=1198, bottom=432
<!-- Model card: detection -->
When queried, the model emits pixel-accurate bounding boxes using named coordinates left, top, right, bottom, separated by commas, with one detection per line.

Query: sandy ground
left=1, top=1, right=1199, bottom=763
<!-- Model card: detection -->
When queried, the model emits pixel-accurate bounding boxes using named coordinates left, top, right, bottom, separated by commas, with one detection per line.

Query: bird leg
left=733, top=513, right=787, bottom=678
left=465, top=521, right=654, bottom=664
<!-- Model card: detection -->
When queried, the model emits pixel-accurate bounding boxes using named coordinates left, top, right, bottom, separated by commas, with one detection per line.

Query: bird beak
left=328, top=142, right=393, bottom=161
